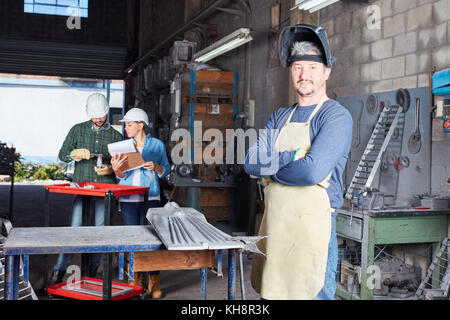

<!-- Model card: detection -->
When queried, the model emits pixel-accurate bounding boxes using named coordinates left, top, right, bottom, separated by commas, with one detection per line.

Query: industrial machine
left=131, top=40, right=244, bottom=223
left=167, top=68, right=241, bottom=222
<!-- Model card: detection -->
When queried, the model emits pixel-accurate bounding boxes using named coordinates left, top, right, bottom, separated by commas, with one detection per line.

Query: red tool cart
left=42, top=182, right=149, bottom=298
left=44, top=182, right=150, bottom=227
left=47, top=277, right=143, bottom=300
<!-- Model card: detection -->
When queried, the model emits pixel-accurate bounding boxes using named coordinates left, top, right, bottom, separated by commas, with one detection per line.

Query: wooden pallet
left=174, top=70, right=238, bottom=222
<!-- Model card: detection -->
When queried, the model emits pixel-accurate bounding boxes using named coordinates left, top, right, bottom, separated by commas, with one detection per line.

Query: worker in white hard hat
left=49, top=93, right=123, bottom=286
left=111, top=107, right=170, bottom=298
left=244, top=24, right=353, bottom=300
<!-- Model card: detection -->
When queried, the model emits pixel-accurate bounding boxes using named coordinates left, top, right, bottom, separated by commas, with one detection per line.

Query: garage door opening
left=0, top=73, right=124, bottom=182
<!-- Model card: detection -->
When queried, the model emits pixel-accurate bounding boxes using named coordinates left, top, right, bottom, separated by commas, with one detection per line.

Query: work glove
left=70, top=149, right=91, bottom=162
left=94, top=164, right=113, bottom=176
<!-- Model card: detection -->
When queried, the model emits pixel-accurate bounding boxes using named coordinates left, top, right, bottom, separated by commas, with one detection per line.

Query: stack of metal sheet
left=147, top=202, right=243, bottom=251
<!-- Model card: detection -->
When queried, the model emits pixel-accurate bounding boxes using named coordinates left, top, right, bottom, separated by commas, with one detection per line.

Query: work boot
left=148, top=274, right=162, bottom=299
left=129, top=272, right=144, bottom=287
left=48, top=269, right=65, bottom=286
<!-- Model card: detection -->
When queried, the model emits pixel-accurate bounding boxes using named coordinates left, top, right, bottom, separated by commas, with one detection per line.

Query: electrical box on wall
left=443, top=98, right=450, bottom=133
left=170, top=41, right=197, bottom=66
left=432, top=68, right=450, bottom=133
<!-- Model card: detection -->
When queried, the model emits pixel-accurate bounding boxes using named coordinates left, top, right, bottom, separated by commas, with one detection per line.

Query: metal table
left=335, top=207, right=450, bottom=300
left=3, top=225, right=239, bottom=300
left=43, top=183, right=149, bottom=286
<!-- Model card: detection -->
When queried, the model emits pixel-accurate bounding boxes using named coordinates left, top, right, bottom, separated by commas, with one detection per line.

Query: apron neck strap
left=306, top=96, right=329, bottom=125
left=285, top=105, right=298, bottom=125
left=286, top=96, right=329, bottom=126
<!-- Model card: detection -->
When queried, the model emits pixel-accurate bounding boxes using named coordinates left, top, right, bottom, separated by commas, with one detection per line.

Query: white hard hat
left=86, top=93, right=109, bottom=118
left=120, top=108, right=149, bottom=126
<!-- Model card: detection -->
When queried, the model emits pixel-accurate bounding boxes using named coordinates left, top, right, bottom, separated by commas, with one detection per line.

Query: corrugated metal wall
left=0, top=0, right=134, bottom=79
left=0, top=39, right=127, bottom=79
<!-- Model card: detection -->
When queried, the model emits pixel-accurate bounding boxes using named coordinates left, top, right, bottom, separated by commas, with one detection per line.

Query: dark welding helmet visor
left=278, top=24, right=335, bottom=68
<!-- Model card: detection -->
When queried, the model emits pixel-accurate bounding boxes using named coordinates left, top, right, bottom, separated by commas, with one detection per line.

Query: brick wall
left=320, top=0, right=450, bottom=97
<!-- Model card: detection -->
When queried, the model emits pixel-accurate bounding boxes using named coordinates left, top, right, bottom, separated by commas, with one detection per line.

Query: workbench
left=42, top=183, right=149, bottom=286
left=3, top=225, right=238, bottom=300
left=335, top=207, right=450, bottom=300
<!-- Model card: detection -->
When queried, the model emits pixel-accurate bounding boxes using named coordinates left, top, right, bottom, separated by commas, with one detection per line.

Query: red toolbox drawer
left=47, top=277, right=143, bottom=300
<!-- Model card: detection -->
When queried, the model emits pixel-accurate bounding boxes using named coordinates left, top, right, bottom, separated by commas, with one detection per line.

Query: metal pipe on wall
left=125, top=0, right=232, bottom=74
left=238, top=0, right=252, bottom=104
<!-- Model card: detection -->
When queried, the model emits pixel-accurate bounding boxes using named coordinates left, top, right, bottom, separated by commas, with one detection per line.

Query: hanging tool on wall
left=396, top=88, right=411, bottom=112
left=366, top=94, right=378, bottom=115
left=352, top=100, right=364, bottom=148
left=408, top=98, right=422, bottom=154
left=345, top=104, right=402, bottom=202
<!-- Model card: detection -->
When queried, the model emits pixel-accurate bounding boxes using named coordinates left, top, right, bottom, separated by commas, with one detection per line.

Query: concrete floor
left=0, top=181, right=261, bottom=300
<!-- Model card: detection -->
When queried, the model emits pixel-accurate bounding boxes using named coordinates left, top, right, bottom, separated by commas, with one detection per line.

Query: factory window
left=24, top=0, right=88, bottom=18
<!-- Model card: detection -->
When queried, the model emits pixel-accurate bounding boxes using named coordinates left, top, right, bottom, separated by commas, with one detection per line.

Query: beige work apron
left=251, top=97, right=333, bottom=300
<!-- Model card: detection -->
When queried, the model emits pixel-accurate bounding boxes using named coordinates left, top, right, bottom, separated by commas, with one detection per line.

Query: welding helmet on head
left=86, top=93, right=110, bottom=118
left=119, top=108, right=149, bottom=126
left=278, top=23, right=335, bottom=68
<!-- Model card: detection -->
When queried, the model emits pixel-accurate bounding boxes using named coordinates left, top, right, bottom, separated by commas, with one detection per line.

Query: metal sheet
left=147, top=202, right=243, bottom=250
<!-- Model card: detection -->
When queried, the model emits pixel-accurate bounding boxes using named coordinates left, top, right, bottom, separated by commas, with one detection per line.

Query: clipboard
left=107, top=139, right=145, bottom=172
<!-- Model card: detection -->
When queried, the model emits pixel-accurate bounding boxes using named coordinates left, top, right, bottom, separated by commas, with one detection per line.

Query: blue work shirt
left=118, top=134, right=171, bottom=198
left=244, top=99, right=353, bottom=209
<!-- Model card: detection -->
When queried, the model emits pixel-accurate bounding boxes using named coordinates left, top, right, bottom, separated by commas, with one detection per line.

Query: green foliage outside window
left=13, top=162, right=66, bottom=182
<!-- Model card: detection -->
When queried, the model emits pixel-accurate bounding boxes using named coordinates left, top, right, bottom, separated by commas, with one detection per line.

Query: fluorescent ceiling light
left=299, top=0, right=326, bottom=10
left=193, top=28, right=253, bottom=63
left=308, top=0, right=340, bottom=12
left=292, top=0, right=340, bottom=12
